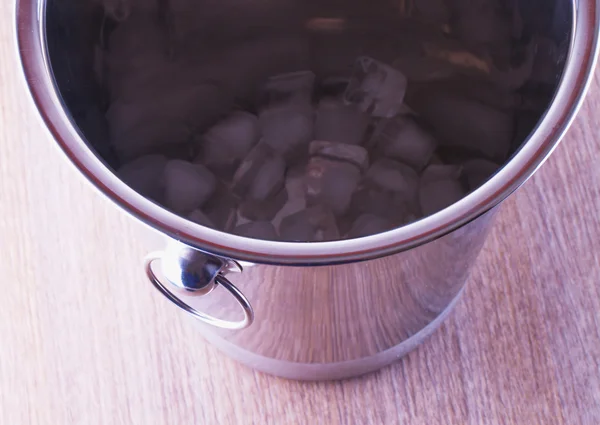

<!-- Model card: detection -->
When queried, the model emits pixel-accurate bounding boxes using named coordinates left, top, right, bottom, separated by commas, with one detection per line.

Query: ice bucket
left=16, top=0, right=599, bottom=380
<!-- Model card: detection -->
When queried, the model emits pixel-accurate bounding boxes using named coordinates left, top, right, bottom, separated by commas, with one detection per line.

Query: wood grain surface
left=2, top=3, right=600, bottom=424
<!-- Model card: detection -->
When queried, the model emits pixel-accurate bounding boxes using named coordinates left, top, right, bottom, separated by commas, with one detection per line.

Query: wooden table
left=2, top=6, right=600, bottom=425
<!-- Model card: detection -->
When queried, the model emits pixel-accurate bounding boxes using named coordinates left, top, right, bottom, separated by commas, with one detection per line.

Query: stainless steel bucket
left=17, top=0, right=599, bottom=380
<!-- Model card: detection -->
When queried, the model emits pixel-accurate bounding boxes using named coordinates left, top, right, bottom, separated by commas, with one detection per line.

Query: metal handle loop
left=145, top=253, right=254, bottom=330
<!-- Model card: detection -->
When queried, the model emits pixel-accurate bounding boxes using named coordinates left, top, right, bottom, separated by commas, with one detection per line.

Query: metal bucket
left=17, top=0, right=599, bottom=380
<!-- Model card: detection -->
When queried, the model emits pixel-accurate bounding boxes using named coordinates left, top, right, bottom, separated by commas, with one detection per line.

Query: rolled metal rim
left=15, top=0, right=600, bottom=265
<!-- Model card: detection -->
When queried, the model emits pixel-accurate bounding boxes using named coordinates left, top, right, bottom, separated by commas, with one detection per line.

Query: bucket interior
left=43, top=0, right=573, bottom=243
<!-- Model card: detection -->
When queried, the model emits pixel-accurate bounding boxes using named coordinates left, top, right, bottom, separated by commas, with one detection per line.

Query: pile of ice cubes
left=97, top=0, right=558, bottom=242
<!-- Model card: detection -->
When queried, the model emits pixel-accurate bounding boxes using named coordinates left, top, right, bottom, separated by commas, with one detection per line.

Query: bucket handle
left=144, top=252, right=254, bottom=330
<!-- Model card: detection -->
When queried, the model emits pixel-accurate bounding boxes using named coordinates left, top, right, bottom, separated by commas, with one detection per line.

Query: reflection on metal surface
left=145, top=251, right=255, bottom=330
left=176, top=210, right=495, bottom=376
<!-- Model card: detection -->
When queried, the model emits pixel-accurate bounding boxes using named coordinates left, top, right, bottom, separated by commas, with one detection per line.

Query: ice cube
left=118, top=154, right=167, bottom=202
left=248, top=156, right=286, bottom=201
left=419, top=180, right=466, bottom=216
left=347, top=214, right=394, bottom=239
left=314, top=98, right=370, bottom=145
left=349, top=185, right=416, bottom=225
left=419, top=163, right=466, bottom=216
left=279, top=206, right=340, bottom=242
left=407, top=93, right=513, bottom=161
left=366, top=159, right=419, bottom=201
left=233, top=221, right=280, bottom=241
left=194, top=157, right=238, bottom=184
left=259, top=106, right=314, bottom=158
left=187, top=209, right=215, bottom=228
left=258, top=71, right=315, bottom=108
left=421, top=164, right=463, bottom=184
left=344, top=56, right=407, bottom=118
left=272, top=174, right=307, bottom=229
left=369, top=116, right=436, bottom=170
left=200, top=111, right=260, bottom=168
left=309, top=140, right=369, bottom=171
left=231, top=143, right=280, bottom=196
left=234, top=210, right=252, bottom=228
left=151, top=142, right=195, bottom=161
left=334, top=213, right=357, bottom=238
left=239, top=188, right=288, bottom=221
left=163, top=160, right=216, bottom=214
left=305, top=157, right=361, bottom=216
left=462, top=158, right=500, bottom=190
left=202, top=187, right=239, bottom=232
